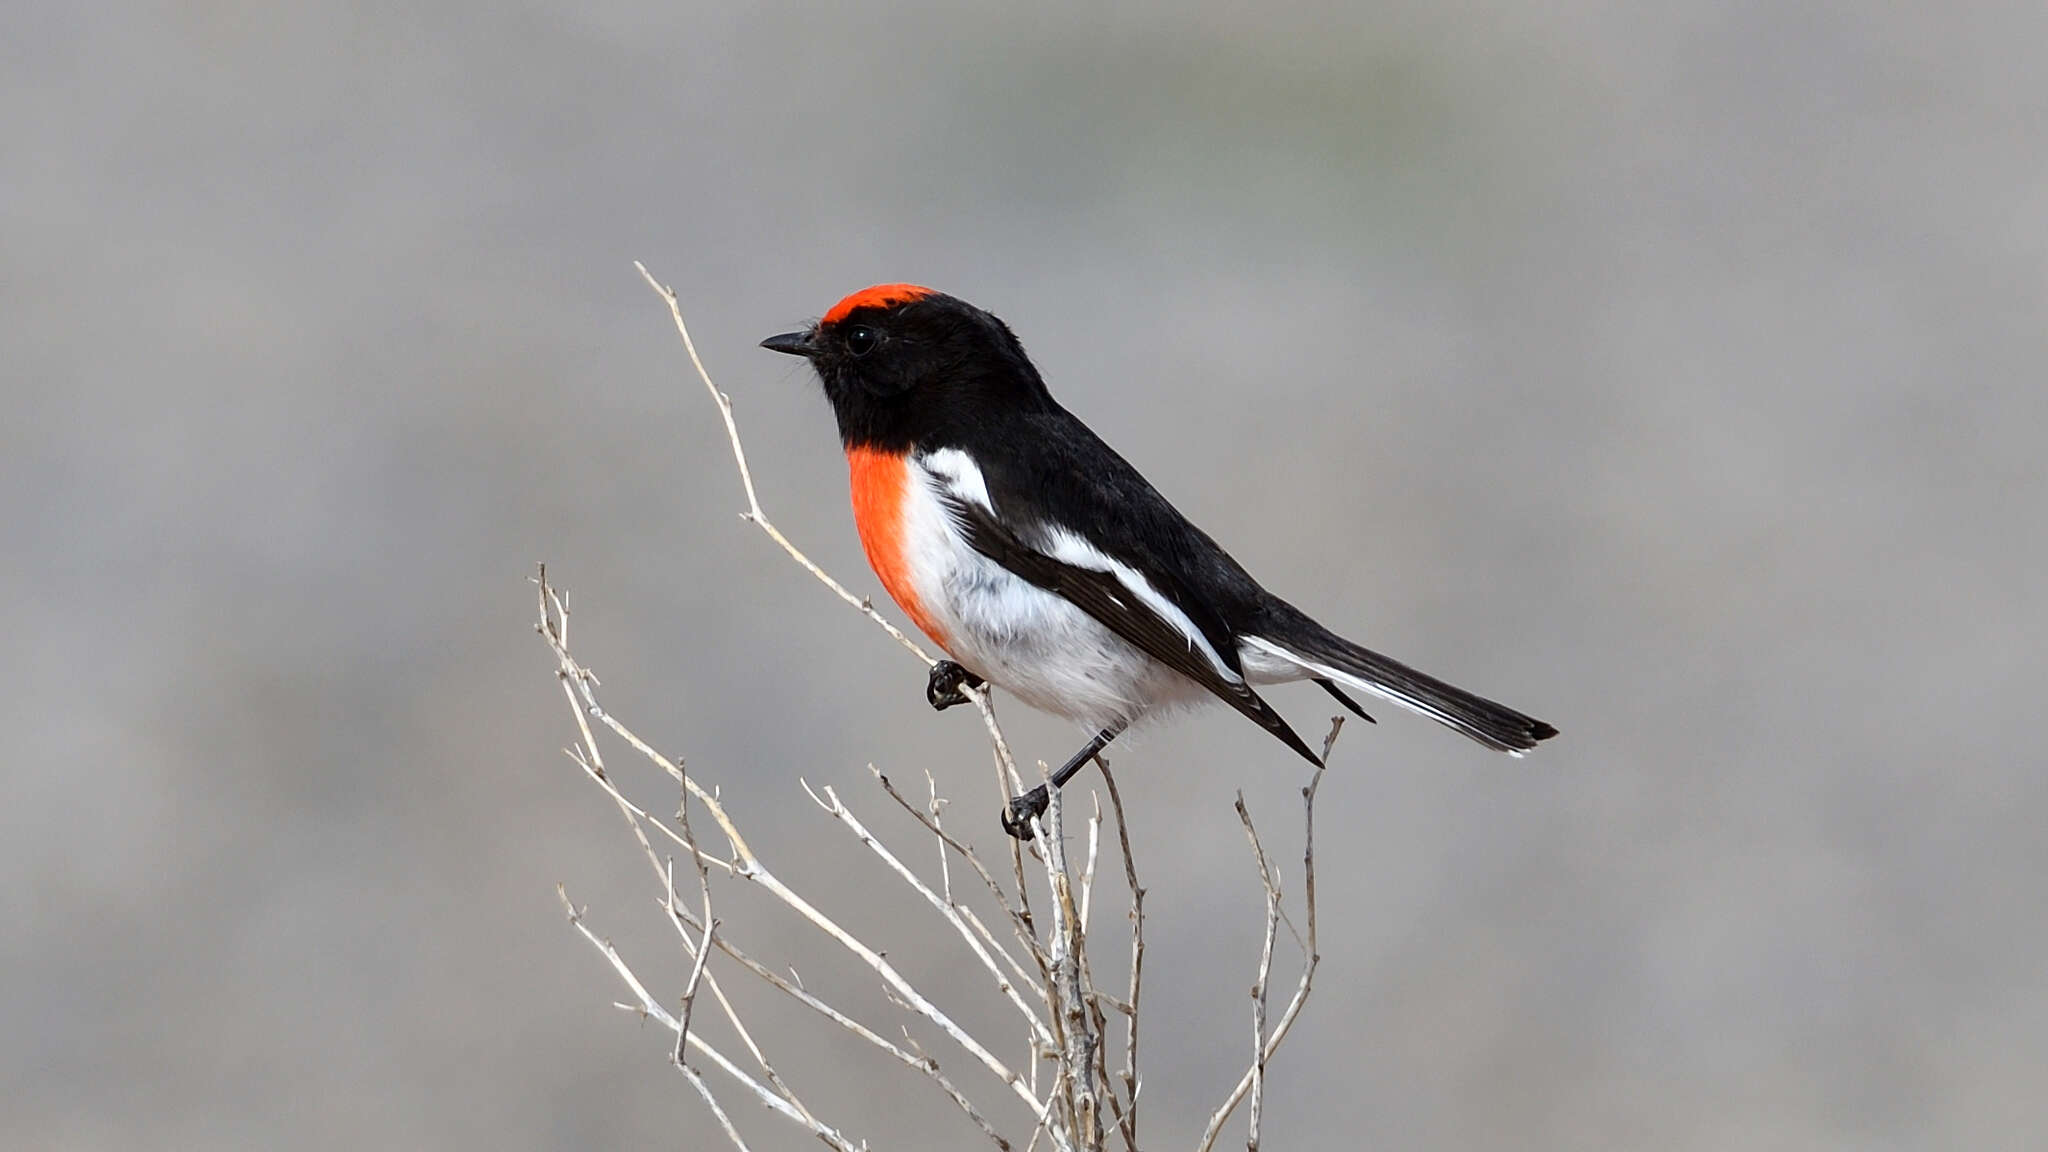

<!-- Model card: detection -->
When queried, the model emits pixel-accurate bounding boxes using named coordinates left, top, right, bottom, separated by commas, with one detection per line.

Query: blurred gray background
left=6, top=2, right=2044, bottom=1148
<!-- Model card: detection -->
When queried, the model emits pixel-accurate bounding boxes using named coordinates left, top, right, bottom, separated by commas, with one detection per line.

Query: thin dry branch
left=1235, top=792, right=1282, bottom=1152
left=682, top=1065, right=755, bottom=1152
left=805, top=778, right=1058, bottom=1051
left=669, top=858, right=717, bottom=1062
left=1097, top=762, right=1145, bottom=1152
left=557, top=884, right=857, bottom=1151
left=542, top=571, right=1044, bottom=1150
left=1195, top=718, right=1343, bottom=1152
left=663, top=890, right=1010, bottom=1148
left=872, top=766, right=1046, bottom=999
left=1047, top=783, right=1102, bottom=1146
left=545, top=577, right=834, bottom=1136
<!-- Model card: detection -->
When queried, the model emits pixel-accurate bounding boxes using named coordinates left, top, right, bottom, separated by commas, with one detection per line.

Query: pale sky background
left=5, top=2, right=2044, bottom=1149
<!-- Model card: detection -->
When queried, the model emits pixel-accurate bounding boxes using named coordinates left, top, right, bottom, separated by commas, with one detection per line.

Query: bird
left=761, top=284, right=1555, bottom=837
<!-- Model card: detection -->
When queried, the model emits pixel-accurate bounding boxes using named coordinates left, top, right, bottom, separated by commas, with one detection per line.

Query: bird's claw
left=1000, top=785, right=1050, bottom=841
left=926, top=660, right=984, bottom=711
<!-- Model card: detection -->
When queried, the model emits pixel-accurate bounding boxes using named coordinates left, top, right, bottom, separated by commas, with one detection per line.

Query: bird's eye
left=845, top=325, right=880, bottom=357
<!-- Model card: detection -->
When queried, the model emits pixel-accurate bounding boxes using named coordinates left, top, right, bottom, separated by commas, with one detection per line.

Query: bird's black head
left=760, top=285, right=1054, bottom=452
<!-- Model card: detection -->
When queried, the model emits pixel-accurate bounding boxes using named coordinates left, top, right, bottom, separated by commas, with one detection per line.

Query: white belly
left=897, top=457, right=1209, bottom=731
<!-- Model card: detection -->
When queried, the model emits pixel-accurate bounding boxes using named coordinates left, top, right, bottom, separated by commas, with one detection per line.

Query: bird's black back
left=956, top=408, right=1273, bottom=627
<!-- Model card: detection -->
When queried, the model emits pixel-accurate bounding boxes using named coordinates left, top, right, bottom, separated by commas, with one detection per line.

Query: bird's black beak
left=759, top=330, right=818, bottom=358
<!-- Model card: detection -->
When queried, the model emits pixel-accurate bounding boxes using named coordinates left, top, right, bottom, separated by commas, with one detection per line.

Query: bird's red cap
left=822, top=284, right=933, bottom=326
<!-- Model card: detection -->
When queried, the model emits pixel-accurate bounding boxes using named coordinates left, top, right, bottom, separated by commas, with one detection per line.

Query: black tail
left=1255, top=619, right=1557, bottom=754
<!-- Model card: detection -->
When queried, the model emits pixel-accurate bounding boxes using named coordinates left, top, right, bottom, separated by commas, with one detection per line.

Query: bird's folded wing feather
left=926, top=452, right=1319, bottom=765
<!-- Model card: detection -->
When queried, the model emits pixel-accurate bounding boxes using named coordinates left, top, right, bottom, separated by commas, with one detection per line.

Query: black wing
left=937, top=489, right=1321, bottom=767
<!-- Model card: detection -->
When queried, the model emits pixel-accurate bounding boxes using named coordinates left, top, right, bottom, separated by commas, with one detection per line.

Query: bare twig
left=1079, top=795, right=1102, bottom=933
left=1234, top=792, right=1282, bottom=1152
left=872, top=766, right=1046, bottom=998
left=670, top=632, right=718, bottom=1061
left=664, top=893, right=1011, bottom=1149
left=557, top=885, right=858, bottom=1151
left=681, top=1065, right=755, bottom=1152
left=541, top=569, right=1045, bottom=1148
left=1097, top=762, right=1145, bottom=1152
left=804, top=779, right=1058, bottom=1051
left=669, top=858, right=716, bottom=1062
left=544, top=583, right=838, bottom=1138
left=1040, top=780, right=1101, bottom=1146
left=928, top=767, right=954, bottom=903
left=1195, top=718, right=1343, bottom=1152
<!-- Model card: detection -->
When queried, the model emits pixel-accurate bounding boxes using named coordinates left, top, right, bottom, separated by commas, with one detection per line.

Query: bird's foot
left=926, top=660, right=984, bottom=711
left=1000, top=785, right=1050, bottom=841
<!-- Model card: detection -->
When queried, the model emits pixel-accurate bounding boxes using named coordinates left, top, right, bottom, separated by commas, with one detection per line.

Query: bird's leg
left=1002, top=722, right=1128, bottom=841
left=926, top=660, right=984, bottom=711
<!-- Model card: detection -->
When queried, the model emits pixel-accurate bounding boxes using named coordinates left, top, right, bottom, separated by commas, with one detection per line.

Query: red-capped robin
left=763, top=285, right=1554, bottom=836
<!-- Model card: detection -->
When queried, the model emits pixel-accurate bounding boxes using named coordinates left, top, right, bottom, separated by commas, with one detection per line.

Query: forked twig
left=542, top=573, right=1043, bottom=1150
left=1195, top=718, right=1342, bottom=1152
left=556, top=884, right=857, bottom=1150
left=804, top=779, right=1057, bottom=1051
left=1097, top=762, right=1145, bottom=1152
